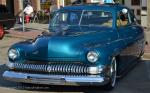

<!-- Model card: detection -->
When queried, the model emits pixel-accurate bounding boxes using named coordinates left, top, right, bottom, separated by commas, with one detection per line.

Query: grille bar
left=13, top=63, right=89, bottom=74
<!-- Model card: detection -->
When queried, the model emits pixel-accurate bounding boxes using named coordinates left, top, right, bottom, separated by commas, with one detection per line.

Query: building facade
left=86, top=0, right=148, bottom=27
left=121, top=0, right=147, bottom=27
left=0, top=0, right=40, bottom=16
left=0, top=0, right=148, bottom=27
left=141, top=0, right=147, bottom=28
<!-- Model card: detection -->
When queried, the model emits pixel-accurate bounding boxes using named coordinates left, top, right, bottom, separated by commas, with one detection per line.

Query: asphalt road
left=0, top=60, right=150, bottom=93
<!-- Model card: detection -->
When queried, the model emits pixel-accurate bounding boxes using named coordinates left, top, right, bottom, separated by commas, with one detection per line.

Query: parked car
left=0, top=24, right=4, bottom=39
left=3, top=4, right=145, bottom=90
left=0, top=4, right=15, bottom=39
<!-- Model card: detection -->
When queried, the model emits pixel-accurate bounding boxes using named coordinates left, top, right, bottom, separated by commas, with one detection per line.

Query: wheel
left=104, top=57, right=117, bottom=90
left=0, top=24, right=4, bottom=39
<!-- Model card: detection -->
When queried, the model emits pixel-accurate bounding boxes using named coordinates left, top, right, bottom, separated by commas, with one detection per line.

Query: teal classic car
left=3, top=4, right=145, bottom=90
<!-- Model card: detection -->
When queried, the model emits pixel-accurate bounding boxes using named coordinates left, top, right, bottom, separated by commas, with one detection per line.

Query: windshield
left=51, top=10, right=113, bottom=28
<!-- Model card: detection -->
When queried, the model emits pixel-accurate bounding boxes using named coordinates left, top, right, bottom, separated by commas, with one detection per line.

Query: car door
left=129, top=11, right=145, bottom=57
left=116, top=8, right=139, bottom=74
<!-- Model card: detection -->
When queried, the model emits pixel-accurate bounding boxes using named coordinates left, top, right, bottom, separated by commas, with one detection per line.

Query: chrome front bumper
left=3, top=71, right=110, bottom=86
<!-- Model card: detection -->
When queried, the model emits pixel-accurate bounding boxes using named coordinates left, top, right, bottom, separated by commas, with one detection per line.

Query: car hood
left=12, top=26, right=117, bottom=62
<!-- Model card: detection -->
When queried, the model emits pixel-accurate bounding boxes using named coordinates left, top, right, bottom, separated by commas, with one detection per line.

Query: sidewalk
left=5, top=23, right=49, bottom=39
left=144, top=31, right=150, bottom=59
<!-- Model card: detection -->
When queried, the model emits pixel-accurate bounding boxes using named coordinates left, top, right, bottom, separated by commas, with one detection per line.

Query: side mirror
left=122, top=8, right=128, bottom=14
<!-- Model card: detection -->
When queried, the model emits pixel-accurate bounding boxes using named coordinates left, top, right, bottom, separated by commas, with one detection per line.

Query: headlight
left=8, top=49, right=19, bottom=60
left=87, top=51, right=99, bottom=63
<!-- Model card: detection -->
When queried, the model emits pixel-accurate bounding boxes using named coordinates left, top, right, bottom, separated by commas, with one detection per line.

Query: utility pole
left=147, top=0, right=150, bottom=31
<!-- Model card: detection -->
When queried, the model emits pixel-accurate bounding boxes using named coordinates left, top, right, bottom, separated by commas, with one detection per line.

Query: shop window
left=131, top=9, right=134, bottom=14
left=142, top=7, right=147, bottom=10
left=122, top=0, right=125, bottom=4
left=137, top=9, right=141, bottom=15
left=131, top=0, right=140, bottom=5
left=137, top=20, right=141, bottom=24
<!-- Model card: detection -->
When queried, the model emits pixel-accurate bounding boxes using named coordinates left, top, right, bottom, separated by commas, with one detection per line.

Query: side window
left=61, top=13, right=68, bottom=22
left=81, top=11, right=113, bottom=27
left=52, top=12, right=68, bottom=27
left=0, top=5, right=8, bottom=14
left=117, top=8, right=131, bottom=27
left=69, top=12, right=80, bottom=25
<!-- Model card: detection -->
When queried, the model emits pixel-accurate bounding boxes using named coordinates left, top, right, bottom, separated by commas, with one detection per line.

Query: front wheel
left=104, top=57, right=117, bottom=90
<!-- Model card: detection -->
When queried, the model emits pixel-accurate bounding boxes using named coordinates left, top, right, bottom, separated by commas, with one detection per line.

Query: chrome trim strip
left=3, top=71, right=110, bottom=86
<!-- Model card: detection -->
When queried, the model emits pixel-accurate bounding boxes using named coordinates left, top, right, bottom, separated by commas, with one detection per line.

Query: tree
left=65, top=0, right=71, bottom=5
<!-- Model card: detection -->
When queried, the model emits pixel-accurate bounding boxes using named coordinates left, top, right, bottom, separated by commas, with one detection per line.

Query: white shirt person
left=23, top=4, right=33, bottom=15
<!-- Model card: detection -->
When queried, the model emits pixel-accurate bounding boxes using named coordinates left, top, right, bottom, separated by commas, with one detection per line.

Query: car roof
left=60, top=3, right=127, bottom=12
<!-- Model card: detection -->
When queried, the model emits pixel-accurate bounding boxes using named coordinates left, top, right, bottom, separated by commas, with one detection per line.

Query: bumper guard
left=3, top=71, right=110, bottom=86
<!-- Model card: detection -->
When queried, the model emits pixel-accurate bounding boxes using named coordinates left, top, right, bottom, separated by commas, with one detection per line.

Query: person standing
left=23, top=4, right=33, bottom=23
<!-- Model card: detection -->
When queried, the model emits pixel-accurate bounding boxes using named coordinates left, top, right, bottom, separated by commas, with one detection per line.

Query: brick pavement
left=145, top=45, right=150, bottom=53
left=6, top=29, right=42, bottom=39
left=5, top=23, right=49, bottom=39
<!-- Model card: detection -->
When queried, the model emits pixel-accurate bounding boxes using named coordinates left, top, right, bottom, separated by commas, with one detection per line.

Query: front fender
left=92, top=39, right=126, bottom=65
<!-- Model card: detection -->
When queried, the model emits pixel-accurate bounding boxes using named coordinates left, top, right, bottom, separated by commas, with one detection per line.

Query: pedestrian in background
left=23, top=4, right=33, bottom=23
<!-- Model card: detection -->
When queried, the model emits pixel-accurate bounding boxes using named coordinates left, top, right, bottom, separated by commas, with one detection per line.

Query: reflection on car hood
left=12, top=26, right=116, bottom=62
left=31, top=26, right=114, bottom=58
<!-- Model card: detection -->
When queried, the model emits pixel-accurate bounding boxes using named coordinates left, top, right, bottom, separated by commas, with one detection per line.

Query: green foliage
left=114, top=0, right=120, bottom=3
left=65, top=0, right=71, bottom=5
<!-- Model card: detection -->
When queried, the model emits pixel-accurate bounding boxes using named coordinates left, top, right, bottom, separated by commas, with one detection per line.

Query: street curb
left=143, top=53, right=150, bottom=59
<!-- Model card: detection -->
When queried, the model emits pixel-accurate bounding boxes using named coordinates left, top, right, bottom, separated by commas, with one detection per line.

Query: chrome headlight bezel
left=88, top=66, right=104, bottom=75
left=8, top=49, right=19, bottom=60
left=87, top=51, right=99, bottom=63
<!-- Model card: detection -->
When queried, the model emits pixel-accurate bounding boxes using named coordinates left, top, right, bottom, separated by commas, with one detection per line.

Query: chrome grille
left=14, top=63, right=47, bottom=72
left=47, top=64, right=88, bottom=74
left=12, top=63, right=89, bottom=74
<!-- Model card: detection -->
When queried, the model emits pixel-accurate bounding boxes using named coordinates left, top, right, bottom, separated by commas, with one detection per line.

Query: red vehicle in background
left=0, top=24, right=4, bottom=39
left=0, top=4, right=15, bottom=39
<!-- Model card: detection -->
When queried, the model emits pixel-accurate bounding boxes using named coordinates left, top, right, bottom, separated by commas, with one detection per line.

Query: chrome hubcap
left=110, top=57, right=117, bottom=87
